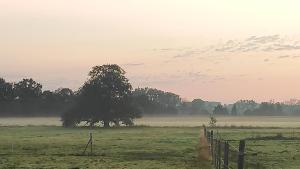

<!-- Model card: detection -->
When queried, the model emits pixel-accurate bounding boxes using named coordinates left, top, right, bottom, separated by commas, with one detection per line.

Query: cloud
left=278, top=55, right=290, bottom=59
left=272, top=44, right=300, bottom=51
left=214, top=35, right=300, bottom=52
left=187, top=72, right=206, bottom=79
left=246, top=35, right=280, bottom=44
left=173, top=51, right=196, bottom=58
left=122, top=63, right=144, bottom=67
left=152, top=46, right=208, bottom=60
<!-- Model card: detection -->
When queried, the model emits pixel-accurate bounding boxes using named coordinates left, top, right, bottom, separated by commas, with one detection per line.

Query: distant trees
left=62, top=64, right=141, bottom=127
left=14, top=78, right=42, bottom=101
left=213, top=104, right=228, bottom=115
left=1, top=64, right=300, bottom=119
left=231, top=104, right=237, bottom=116
left=190, top=99, right=209, bottom=115
left=232, top=100, right=258, bottom=116
left=244, top=102, right=283, bottom=116
left=0, top=77, right=74, bottom=116
left=132, top=87, right=182, bottom=115
left=0, top=78, right=14, bottom=102
left=180, top=99, right=219, bottom=115
left=0, top=78, right=14, bottom=113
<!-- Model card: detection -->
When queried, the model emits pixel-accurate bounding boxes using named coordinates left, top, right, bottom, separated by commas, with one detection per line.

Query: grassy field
left=0, top=117, right=299, bottom=169
left=0, top=126, right=210, bottom=169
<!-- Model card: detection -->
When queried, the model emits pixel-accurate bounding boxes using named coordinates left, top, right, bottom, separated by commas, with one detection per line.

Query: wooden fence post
left=204, top=127, right=207, bottom=137
left=83, top=132, right=93, bottom=155
left=238, top=140, right=245, bottom=169
left=210, top=130, right=214, bottom=164
left=214, top=139, right=217, bottom=167
left=90, top=132, right=93, bottom=155
left=207, top=131, right=210, bottom=142
left=217, top=140, right=221, bottom=169
left=224, top=141, right=229, bottom=169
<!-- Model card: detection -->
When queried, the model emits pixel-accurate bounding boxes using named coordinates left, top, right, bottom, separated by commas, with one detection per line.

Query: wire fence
left=203, top=127, right=265, bottom=169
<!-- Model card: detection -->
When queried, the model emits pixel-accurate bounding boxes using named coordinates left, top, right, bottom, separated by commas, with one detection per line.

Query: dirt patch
left=198, top=129, right=210, bottom=161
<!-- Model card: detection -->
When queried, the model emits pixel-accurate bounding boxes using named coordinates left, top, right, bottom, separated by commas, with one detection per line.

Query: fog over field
left=0, top=116, right=299, bottom=128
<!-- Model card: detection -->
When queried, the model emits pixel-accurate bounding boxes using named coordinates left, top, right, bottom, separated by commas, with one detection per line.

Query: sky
left=1, top=0, right=300, bottom=103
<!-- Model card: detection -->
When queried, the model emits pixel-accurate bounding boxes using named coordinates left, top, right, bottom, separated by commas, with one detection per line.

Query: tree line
left=0, top=78, right=74, bottom=116
left=1, top=64, right=300, bottom=127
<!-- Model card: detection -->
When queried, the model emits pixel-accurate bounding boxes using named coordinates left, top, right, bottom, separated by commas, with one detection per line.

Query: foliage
left=213, top=104, right=228, bottom=115
left=209, top=115, right=217, bottom=127
left=244, top=102, right=283, bottom=116
left=2, top=70, right=300, bottom=117
left=231, top=104, right=237, bottom=116
left=14, top=78, right=43, bottom=101
left=0, top=78, right=14, bottom=102
left=62, top=64, right=140, bottom=127
left=0, top=77, right=74, bottom=116
left=132, top=87, right=182, bottom=115
left=232, top=100, right=258, bottom=115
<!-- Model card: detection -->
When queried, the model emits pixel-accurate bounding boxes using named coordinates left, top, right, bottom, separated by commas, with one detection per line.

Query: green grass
left=211, top=128, right=300, bottom=169
left=0, top=126, right=211, bottom=169
left=0, top=122, right=299, bottom=169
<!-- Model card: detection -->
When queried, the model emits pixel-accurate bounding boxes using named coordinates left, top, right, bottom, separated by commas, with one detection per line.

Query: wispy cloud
left=173, top=51, right=196, bottom=58
left=214, top=35, right=300, bottom=52
left=293, top=55, right=300, bottom=58
left=152, top=47, right=209, bottom=60
left=278, top=55, right=290, bottom=59
left=122, top=63, right=144, bottom=67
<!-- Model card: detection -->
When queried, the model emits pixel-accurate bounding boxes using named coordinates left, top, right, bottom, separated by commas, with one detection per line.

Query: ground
left=0, top=126, right=211, bottom=169
left=0, top=116, right=299, bottom=169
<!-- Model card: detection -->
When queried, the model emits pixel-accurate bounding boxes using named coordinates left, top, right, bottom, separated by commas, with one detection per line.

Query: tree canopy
left=62, top=64, right=140, bottom=128
left=132, top=87, right=182, bottom=115
left=213, top=104, right=228, bottom=115
left=1, top=64, right=300, bottom=119
left=0, top=78, right=14, bottom=102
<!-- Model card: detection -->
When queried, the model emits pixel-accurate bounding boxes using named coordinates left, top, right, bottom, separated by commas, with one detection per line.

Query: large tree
left=62, top=64, right=140, bottom=127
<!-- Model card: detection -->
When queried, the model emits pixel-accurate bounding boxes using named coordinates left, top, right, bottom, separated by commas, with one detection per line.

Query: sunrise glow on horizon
left=1, top=0, right=300, bottom=103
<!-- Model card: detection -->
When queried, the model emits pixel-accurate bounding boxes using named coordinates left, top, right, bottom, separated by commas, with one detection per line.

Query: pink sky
left=1, top=0, right=300, bottom=103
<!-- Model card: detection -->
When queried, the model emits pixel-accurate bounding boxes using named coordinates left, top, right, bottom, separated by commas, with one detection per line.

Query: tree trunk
left=103, top=121, right=110, bottom=128
left=113, top=120, right=120, bottom=127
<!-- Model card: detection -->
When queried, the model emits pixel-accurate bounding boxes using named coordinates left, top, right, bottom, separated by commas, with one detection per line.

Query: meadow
left=0, top=126, right=209, bottom=169
left=0, top=116, right=299, bottom=169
